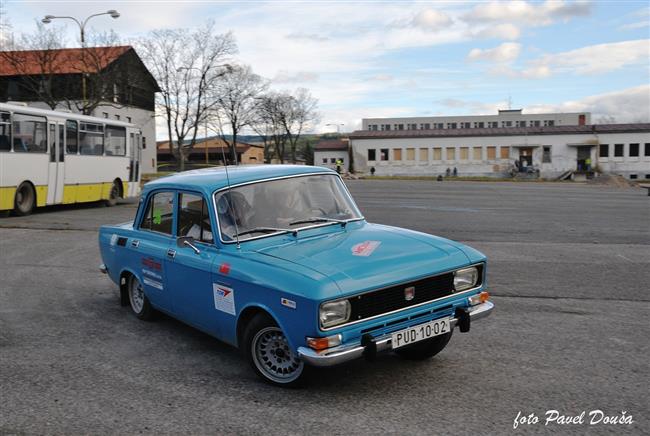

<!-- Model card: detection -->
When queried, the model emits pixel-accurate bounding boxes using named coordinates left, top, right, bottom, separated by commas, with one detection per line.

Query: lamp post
left=42, top=10, right=120, bottom=107
left=177, top=66, right=209, bottom=165
left=325, top=123, right=345, bottom=134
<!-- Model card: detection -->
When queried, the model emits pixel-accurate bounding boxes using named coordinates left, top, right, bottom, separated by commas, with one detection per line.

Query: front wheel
left=394, top=332, right=452, bottom=360
left=243, top=314, right=306, bottom=387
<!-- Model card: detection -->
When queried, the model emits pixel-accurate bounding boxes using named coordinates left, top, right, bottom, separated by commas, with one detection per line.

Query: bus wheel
left=105, top=181, right=120, bottom=207
left=14, top=182, right=35, bottom=216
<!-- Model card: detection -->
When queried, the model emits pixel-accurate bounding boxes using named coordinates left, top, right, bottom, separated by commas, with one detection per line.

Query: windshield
left=214, top=174, right=362, bottom=242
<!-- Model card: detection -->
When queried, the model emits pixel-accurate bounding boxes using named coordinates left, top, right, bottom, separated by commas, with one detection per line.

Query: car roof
left=144, top=165, right=338, bottom=196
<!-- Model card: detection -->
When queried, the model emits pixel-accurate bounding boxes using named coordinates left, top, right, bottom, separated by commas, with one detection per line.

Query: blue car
left=98, top=165, right=493, bottom=386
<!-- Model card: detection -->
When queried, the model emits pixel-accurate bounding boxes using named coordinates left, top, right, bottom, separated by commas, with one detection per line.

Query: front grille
left=348, top=265, right=482, bottom=322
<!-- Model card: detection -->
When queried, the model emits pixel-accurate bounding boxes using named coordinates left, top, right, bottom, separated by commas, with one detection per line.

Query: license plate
left=391, top=317, right=451, bottom=349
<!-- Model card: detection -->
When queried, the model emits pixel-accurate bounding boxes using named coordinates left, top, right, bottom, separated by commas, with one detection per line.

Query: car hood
left=255, top=222, right=472, bottom=296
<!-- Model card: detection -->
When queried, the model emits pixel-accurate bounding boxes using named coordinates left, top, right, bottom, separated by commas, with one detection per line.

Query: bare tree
left=210, top=64, right=267, bottom=164
left=282, top=88, right=319, bottom=163
left=0, top=7, right=13, bottom=49
left=252, top=92, right=290, bottom=163
left=138, top=22, right=235, bottom=171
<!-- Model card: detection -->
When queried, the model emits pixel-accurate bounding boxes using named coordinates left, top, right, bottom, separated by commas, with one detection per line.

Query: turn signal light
left=306, top=334, right=342, bottom=351
left=468, top=291, right=490, bottom=306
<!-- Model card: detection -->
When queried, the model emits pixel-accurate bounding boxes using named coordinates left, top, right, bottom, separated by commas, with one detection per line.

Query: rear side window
left=141, top=192, right=174, bottom=235
left=178, top=193, right=213, bottom=243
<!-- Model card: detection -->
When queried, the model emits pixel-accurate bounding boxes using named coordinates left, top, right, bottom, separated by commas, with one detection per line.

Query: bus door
left=47, top=122, right=65, bottom=205
left=128, top=132, right=141, bottom=197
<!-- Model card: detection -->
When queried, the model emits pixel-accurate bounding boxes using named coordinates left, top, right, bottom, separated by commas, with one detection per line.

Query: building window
left=544, top=120, right=555, bottom=126
left=459, top=147, right=469, bottom=160
left=380, top=149, right=389, bottom=161
left=433, top=147, right=442, bottom=160
left=487, top=146, right=496, bottom=160
left=447, top=122, right=457, bottom=129
left=472, top=147, right=482, bottom=161
left=516, top=121, right=525, bottom=127
left=322, top=158, right=327, bottom=164
left=330, top=158, right=336, bottom=164
left=407, top=123, right=417, bottom=130
left=629, top=174, right=637, bottom=180
left=126, top=117, right=132, bottom=123
left=115, top=114, right=120, bottom=121
left=500, top=146, right=509, bottom=159
left=381, top=124, right=391, bottom=131
left=474, top=122, right=485, bottom=128
left=446, top=147, right=455, bottom=160
left=502, top=121, right=512, bottom=127
left=420, top=123, right=430, bottom=130
left=396, top=124, right=404, bottom=131
left=368, top=149, right=376, bottom=161
left=542, top=146, right=551, bottom=163
left=531, top=120, right=541, bottom=127
left=629, top=143, right=639, bottom=157
left=614, top=144, right=624, bottom=157
left=393, top=149, right=402, bottom=161
left=645, top=143, right=650, bottom=156
left=434, top=123, right=444, bottom=129
left=406, top=148, right=415, bottom=160
left=102, top=112, right=108, bottom=118
left=599, top=144, right=608, bottom=158
left=419, top=148, right=428, bottom=161
left=488, top=121, right=498, bottom=128
left=460, top=122, right=471, bottom=129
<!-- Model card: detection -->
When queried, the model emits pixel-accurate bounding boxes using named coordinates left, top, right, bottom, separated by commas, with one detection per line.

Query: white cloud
left=463, top=0, right=592, bottom=26
left=500, top=39, right=650, bottom=78
left=273, top=71, right=319, bottom=83
left=467, top=42, right=522, bottom=62
left=525, top=85, right=650, bottom=122
left=472, top=24, right=521, bottom=40
left=411, top=9, right=453, bottom=30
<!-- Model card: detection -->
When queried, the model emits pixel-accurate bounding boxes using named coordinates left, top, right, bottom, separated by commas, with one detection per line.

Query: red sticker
left=351, top=241, right=381, bottom=257
left=219, top=263, right=231, bottom=275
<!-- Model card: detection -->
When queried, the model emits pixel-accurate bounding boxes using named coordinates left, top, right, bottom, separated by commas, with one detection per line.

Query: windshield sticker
left=153, top=209, right=162, bottom=225
left=213, top=284, right=236, bottom=315
left=281, top=298, right=296, bottom=309
left=352, top=240, right=381, bottom=257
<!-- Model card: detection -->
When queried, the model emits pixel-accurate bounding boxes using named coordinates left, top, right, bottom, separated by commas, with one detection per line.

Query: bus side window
left=66, top=120, right=78, bottom=154
left=0, top=112, right=10, bottom=151
left=12, top=113, right=47, bottom=153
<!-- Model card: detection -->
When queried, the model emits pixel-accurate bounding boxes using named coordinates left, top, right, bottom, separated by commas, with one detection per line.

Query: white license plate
left=391, top=317, right=451, bottom=349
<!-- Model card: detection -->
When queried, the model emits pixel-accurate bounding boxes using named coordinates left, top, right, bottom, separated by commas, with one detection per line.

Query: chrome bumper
left=298, top=301, right=494, bottom=367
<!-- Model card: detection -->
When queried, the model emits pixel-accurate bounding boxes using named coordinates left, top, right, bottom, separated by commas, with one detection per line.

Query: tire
left=128, top=275, right=155, bottom=320
left=14, top=182, right=35, bottom=216
left=105, top=181, right=120, bottom=207
left=243, top=313, right=306, bottom=387
left=394, top=332, right=452, bottom=361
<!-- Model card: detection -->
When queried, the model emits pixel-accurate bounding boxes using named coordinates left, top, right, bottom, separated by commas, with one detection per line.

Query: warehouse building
left=314, top=138, right=350, bottom=172
left=363, top=109, right=590, bottom=131
left=349, top=123, right=650, bottom=180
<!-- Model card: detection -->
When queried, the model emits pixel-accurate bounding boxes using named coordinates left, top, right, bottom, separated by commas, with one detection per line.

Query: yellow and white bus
left=0, top=102, right=142, bottom=216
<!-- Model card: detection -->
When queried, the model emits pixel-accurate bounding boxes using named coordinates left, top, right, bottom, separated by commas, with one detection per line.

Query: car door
left=165, top=191, right=219, bottom=332
left=135, top=190, right=175, bottom=312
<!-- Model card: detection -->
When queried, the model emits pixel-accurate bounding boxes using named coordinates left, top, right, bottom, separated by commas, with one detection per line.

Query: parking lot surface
left=1, top=180, right=649, bottom=435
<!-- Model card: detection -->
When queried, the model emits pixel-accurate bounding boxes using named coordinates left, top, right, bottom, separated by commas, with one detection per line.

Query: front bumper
left=298, top=300, right=493, bottom=367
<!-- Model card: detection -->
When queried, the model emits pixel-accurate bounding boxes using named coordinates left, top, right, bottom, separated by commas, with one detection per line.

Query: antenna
left=220, top=143, right=240, bottom=249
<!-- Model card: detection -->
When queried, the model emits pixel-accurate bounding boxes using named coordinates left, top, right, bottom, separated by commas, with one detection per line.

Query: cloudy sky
left=2, top=0, right=650, bottom=134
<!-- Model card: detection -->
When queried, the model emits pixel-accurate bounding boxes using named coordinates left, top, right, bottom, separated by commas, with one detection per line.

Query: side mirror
left=177, top=236, right=201, bottom=254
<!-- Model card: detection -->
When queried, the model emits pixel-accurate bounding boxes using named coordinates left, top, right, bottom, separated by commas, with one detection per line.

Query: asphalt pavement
left=1, top=180, right=648, bottom=435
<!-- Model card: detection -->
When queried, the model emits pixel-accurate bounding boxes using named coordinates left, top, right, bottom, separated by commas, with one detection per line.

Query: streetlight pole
left=325, top=123, right=345, bottom=134
left=42, top=10, right=120, bottom=108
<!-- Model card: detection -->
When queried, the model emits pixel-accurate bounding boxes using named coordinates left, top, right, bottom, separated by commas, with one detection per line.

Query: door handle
left=167, top=248, right=176, bottom=259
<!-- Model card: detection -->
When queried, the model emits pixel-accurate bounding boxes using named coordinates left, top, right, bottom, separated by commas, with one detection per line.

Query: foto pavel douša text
left=513, top=410, right=634, bottom=429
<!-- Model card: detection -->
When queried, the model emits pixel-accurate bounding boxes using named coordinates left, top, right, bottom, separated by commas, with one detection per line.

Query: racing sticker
left=213, top=284, right=236, bottom=315
left=142, top=269, right=163, bottom=290
left=351, top=240, right=381, bottom=257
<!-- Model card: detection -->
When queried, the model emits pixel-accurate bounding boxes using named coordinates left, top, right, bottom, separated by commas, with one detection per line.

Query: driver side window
left=177, top=193, right=213, bottom=243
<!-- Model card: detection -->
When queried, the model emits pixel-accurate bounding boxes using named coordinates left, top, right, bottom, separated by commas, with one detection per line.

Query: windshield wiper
left=289, top=217, right=348, bottom=228
left=231, top=226, right=296, bottom=238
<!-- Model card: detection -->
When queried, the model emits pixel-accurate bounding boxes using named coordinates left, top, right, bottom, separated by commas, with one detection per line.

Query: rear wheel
left=105, top=181, right=120, bottom=207
left=128, top=275, right=155, bottom=320
left=14, top=182, right=35, bottom=216
left=394, top=332, right=452, bottom=360
left=243, top=313, right=305, bottom=387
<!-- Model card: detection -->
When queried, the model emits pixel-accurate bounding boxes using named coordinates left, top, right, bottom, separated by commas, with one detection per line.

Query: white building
left=349, top=124, right=650, bottom=180
left=363, top=109, right=590, bottom=131
left=314, top=138, right=350, bottom=172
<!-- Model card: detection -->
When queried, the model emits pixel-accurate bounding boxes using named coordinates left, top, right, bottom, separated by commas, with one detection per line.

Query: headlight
left=319, top=299, right=351, bottom=328
left=454, top=267, right=478, bottom=292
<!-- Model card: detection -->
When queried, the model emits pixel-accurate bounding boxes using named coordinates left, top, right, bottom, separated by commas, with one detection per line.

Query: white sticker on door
left=213, top=284, right=236, bottom=315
